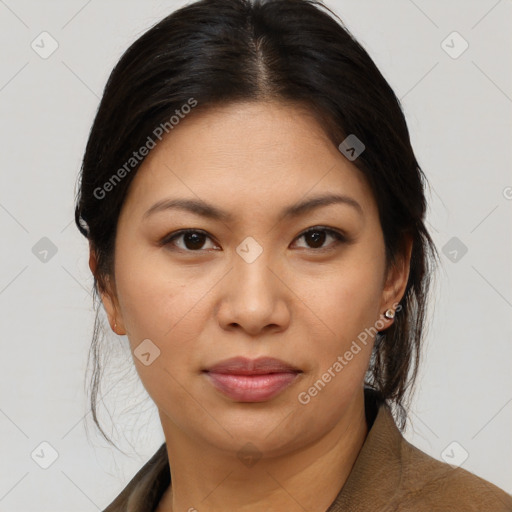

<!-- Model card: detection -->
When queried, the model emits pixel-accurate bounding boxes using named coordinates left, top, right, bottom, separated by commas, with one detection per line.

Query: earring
left=113, top=321, right=117, bottom=333
left=384, top=308, right=395, bottom=319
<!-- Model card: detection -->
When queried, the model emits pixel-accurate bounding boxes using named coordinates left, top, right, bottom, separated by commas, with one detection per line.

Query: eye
left=159, top=226, right=348, bottom=253
left=293, top=226, right=347, bottom=251
left=160, top=229, right=218, bottom=252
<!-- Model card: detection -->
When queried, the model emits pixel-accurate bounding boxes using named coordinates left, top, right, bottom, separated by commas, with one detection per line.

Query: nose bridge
left=232, top=235, right=275, bottom=298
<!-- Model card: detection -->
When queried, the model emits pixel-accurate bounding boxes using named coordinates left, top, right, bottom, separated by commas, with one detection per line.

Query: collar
left=326, top=388, right=404, bottom=511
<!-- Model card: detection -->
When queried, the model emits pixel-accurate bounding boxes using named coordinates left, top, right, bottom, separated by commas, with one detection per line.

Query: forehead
left=120, top=101, right=376, bottom=222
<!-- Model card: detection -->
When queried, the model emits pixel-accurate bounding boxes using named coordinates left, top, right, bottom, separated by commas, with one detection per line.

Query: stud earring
left=384, top=308, right=395, bottom=320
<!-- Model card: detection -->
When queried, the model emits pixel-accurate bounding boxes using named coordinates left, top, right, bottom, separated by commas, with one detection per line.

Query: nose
left=215, top=248, right=291, bottom=337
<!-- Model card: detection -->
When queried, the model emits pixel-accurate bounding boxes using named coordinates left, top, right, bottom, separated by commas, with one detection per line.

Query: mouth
left=202, top=356, right=302, bottom=402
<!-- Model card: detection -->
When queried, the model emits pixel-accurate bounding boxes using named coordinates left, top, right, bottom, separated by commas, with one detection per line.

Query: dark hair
left=74, top=0, right=438, bottom=448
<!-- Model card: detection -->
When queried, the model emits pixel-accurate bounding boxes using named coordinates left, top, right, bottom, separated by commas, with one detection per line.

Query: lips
left=203, top=356, right=302, bottom=402
left=205, top=356, right=301, bottom=374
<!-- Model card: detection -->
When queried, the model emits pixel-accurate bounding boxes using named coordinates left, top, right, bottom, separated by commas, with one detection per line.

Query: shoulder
left=398, top=436, right=512, bottom=511
left=332, top=392, right=512, bottom=512
left=103, top=443, right=169, bottom=512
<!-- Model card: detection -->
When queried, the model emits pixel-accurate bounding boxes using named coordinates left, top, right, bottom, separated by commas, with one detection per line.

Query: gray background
left=0, top=0, right=511, bottom=509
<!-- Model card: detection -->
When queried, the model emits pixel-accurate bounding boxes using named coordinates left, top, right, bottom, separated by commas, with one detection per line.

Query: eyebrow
left=143, top=193, right=363, bottom=222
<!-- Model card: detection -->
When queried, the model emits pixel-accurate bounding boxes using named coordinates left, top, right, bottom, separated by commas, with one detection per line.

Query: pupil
left=185, top=232, right=204, bottom=250
left=307, top=230, right=325, bottom=248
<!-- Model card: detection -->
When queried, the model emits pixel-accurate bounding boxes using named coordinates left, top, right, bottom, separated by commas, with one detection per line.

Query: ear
left=379, top=234, right=413, bottom=326
left=88, top=244, right=126, bottom=335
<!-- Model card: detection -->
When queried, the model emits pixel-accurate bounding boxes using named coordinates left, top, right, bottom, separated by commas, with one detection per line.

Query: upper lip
left=204, top=356, right=301, bottom=375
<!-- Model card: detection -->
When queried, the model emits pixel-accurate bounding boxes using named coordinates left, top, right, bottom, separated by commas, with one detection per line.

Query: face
left=93, top=100, right=410, bottom=457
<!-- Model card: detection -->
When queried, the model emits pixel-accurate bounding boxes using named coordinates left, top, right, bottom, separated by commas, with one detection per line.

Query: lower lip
left=205, top=372, right=300, bottom=402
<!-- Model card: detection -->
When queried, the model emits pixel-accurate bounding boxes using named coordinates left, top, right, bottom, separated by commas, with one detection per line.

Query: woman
left=74, top=0, right=512, bottom=510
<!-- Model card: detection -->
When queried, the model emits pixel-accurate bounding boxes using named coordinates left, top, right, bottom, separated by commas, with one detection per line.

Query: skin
left=90, top=100, right=412, bottom=512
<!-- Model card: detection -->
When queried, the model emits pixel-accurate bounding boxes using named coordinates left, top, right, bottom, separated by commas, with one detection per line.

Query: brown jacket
left=103, top=389, right=512, bottom=511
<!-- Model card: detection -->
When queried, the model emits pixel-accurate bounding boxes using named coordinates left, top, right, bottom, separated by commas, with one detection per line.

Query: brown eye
left=294, top=227, right=346, bottom=251
left=161, top=229, right=217, bottom=251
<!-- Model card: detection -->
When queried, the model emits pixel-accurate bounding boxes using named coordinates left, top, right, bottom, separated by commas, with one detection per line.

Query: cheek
left=307, top=258, right=384, bottom=345
left=113, top=259, right=206, bottom=409
left=116, top=272, right=179, bottom=340
left=292, top=276, right=381, bottom=425
left=292, top=250, right=384, bottom=393
left=113, top=247, right=219, bottom=381
left=114, top=242, right=202, bottom=337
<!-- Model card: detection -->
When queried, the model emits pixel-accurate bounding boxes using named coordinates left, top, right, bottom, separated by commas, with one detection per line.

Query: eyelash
left=159, top=226, right=348, bottom=253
